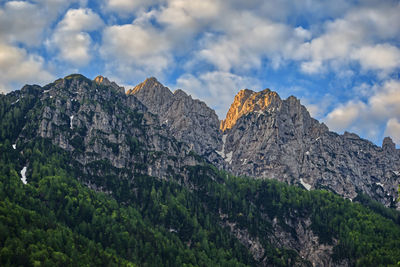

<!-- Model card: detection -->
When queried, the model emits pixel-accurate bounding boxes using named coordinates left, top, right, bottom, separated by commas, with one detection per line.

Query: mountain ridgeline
left=0, top=74, right=399, bottom=266
left=129, top=76, right=400, bottom=209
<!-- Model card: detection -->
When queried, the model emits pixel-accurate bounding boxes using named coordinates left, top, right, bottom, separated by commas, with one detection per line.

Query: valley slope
left=0, top=74, right=399, bottom=266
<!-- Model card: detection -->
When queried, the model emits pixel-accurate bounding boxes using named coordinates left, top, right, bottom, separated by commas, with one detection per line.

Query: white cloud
left=0, top=0, right=84, bottom=47
left=384, top=118, right=400, bottom=144
left=369, top=80, right=400, bottom=119
left=352, top=44, right=400, bottom=72
left=57, top=8, right=103, bottom=32
left=100, top=23, right=171, bottom=79
left=324, top=101, right=367, bottom=132
left=0, top=1, right=51, bottom=46
left=323, top=80, right=400, bottom=142
left=104, top=0, right=158, bottom=15
left=296, top=3, right=400, bottom=75
left=300, top=60, right=324, bottom=74
left=0, top=43, right=54, bottom=93
left=196, top=12, right=307, bottom=72
left=176, top=71, right=261, bottom=118
left=48, top=8, right=104, bottom=66
left=158, top=0, right=221, bottom=29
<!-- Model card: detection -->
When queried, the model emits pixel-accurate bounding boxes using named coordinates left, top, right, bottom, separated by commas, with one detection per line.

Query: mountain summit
left=1, top=74, right=399, bottom=266
left=127, top=78, right=223, bottom=166
left=220, top=88, right=281, bottom=131
left=126, top=77, right=399, bottom=209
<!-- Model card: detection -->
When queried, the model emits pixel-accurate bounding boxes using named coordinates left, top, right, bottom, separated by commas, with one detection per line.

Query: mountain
left=1, top=74, right=400, bottom=266
left=220, top=89, right=400, bottom=208
left=127, top=77, right=224, bottom=167
left=131, top=80, right=399, bottom=209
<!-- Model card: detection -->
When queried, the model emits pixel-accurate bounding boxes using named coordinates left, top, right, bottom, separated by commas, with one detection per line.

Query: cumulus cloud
left=0, top=0, right=84, bottom=47
left=158, top=0, right=221, bottom=29
left=0, top=1, right=52, bottom=46
left=384, top=118, right=400, bottom=144
left=324, top=101, right=368, bottom=132
left=196, top=12, right=308, bottom=72
left=0, top=43, right=54, bottom=93
left=100, top=23, right=171, bottom=79
left=297, top=2, right=400, bottom=75
left=48, top=8, right=104, bottom=66
left=104, top=0, right=158, bottom=15
left=352, top=44, right=400, bottom=72
left=176, top=71, right=261, bottom=118
left=323, top=80, right=400, bottom=142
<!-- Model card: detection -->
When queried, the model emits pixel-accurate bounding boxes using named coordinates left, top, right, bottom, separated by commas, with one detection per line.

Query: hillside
left=0, top=74, right=400, bottom=266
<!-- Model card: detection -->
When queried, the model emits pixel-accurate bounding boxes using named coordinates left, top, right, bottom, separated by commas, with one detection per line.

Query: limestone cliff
left=127, top=77, right=223, bottom=167
left=221, top=89, right=400, bottom=209
left=220, top=88, right=280, bottom=131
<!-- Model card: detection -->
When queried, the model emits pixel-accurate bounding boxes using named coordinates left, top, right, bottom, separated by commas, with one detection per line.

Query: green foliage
left=183, top=166, right=400, bottom=266
left=1, top=79, right=400, bottom=266
left=0, top=139, right=253, bottom=266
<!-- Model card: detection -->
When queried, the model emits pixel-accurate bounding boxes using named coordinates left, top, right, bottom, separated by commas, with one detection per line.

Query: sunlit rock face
left=220, top=88, right=281, bottom=132
left=21, top=74, right=398, bottom=209
left=128, top=77, right=399, bottom=209
left=220, top=89, right=399, bottom=209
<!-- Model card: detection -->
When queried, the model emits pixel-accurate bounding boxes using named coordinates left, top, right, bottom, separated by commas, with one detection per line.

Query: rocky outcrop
left=220, top=88, right=280, bottom=131
left=127, top=78, right=399, bottom=208
left=14, top=74, right=399, bottom=209
left=21, top=74, right=200, bottom=184
left=127, top=77, right=223, bottom=167
left=222, top=89, right=400, bottom=208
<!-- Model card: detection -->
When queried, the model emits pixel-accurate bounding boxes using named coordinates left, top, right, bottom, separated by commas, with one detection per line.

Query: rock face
left=220, top=88, right=280, bottom=131
left=221, top=89, right=400, bottom=208
left=126, top=78, right=399, bottom=209
left=6, top=74, right=399, bottom=266
left=21, top=74, right=200, bottom=184
left=127, top=77, right=223, bottom=167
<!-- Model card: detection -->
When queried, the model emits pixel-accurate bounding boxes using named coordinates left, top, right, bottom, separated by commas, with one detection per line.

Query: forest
left=1, top=81, right=400, bottom=266
left=0, top=136, right=399, bottom=266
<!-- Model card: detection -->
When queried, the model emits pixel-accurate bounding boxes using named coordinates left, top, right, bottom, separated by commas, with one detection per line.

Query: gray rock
left=222, top=89, right=399, bottom=209
left=31, top=74, right=201, bottom=184
left=128, top=77, right=224, bottom=167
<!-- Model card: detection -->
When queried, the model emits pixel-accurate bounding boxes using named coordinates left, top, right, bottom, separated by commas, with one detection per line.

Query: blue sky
left=0, top=0, right=399, bottom=146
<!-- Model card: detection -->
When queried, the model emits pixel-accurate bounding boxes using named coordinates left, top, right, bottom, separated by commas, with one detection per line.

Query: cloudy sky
left=0, top=0, right=399, bottom=146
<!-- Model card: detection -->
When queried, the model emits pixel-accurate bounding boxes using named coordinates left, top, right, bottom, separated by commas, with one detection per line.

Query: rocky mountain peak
left=173, top=89, right=189, bottom=98
left=127, top=77, right=166, bottom=95
left=383, top=136, right=396, bottom=152
left=127, top=78, right=223, bottom=167
left=220, top=88, right=281, bottom=131
left=94, top=75, right=107, bottom=84
left=126, top=77, right=173, bottom=115
left=93, top=75, right=124, bottom=93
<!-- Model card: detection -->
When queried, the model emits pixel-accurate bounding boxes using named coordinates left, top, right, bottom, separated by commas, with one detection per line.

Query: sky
left=0, top=0, right=399, bottom=146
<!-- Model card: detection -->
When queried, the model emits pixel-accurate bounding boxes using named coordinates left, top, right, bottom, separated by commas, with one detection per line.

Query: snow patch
left=12, top=144, right=16, bottom=150
left=70, top=115, right=74, bottom=129
left=43, top=89, right=50, bottom=93
left=216, top=134, right=227, bottom=158
left=315, top=137, right=320, bottom=141
left=300, top=178, right=312, bottom=191
left=375, top=182, right=384, bottom=187
left=20, top=166, right=27, bottom=184
left=225, top=151, right=233, bottom=164
left=305, top=151, right=310, bottom=155
left=242, top=158, right=247, bottom=165
left=50, top=96, right=53, bottom=99
left=11, top=99, right=20, bottom=105
left=392, top=171, right=400, bottom=176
